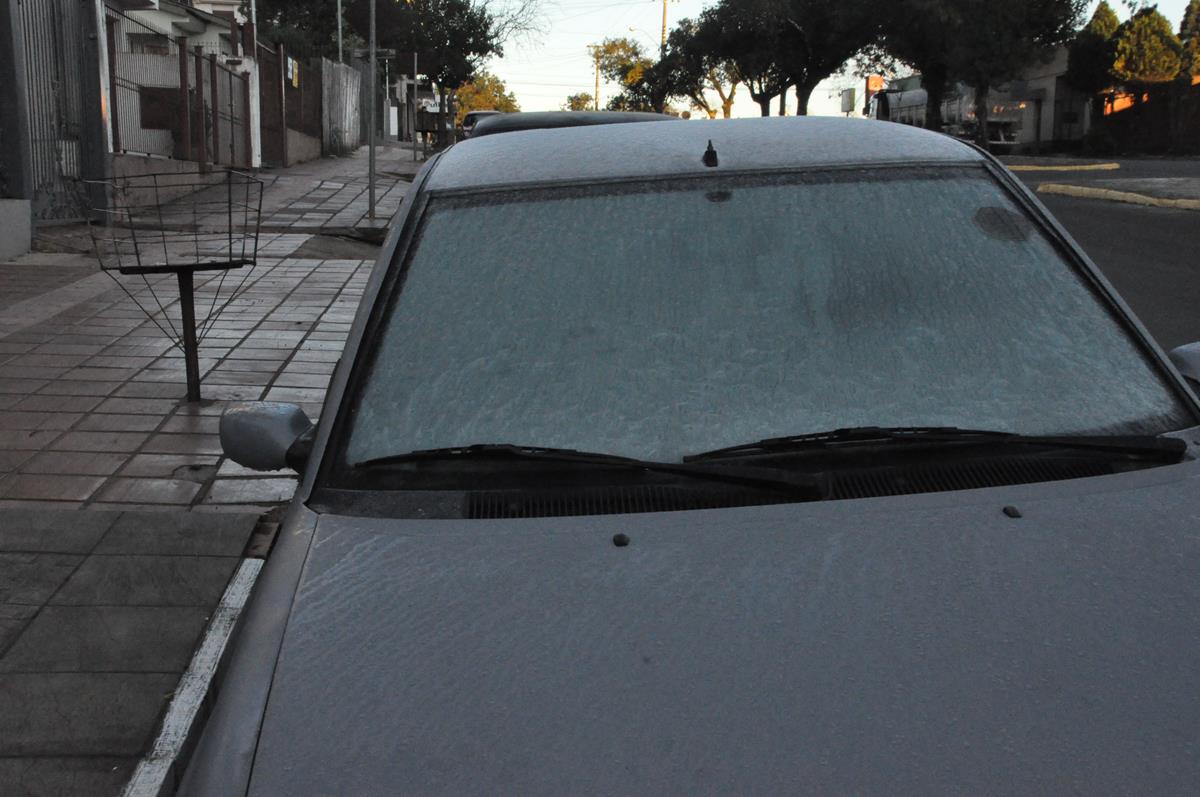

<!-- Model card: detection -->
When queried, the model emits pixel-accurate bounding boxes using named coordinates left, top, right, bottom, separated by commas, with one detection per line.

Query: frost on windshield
left=346, top=168, right=1190, bottom=464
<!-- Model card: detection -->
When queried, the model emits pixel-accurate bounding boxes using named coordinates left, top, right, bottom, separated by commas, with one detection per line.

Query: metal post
left=194, top=46, right=207, bottom=169
left=179, top=36, right=191, bottom=161
left=209, top=53, right=219, bottom=166
left=241, top=73, right=252, bottom=168
left=337, top=0, right=343, bottom=63
left=177, top=270, right=201, bottom=402
left=368, top=0, right=376, bottom=219
left=412, top=52, right=418, bottom=162
left=106, top=16, right=121, bottom=153
left=661, top=0, right=668, bottom=53
left=277, top=43, right=288, bottom=166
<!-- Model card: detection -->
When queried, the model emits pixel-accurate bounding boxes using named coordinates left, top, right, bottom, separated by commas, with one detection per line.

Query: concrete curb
left=1008, top=163, right=1120, bottom=172
left=1036, top=182, right=1200, bottom=211
left=120, top=558, right=264, bottom=797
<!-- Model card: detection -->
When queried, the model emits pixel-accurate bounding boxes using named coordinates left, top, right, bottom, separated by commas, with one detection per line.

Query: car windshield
left=341, top=165, right=1192, bottom=467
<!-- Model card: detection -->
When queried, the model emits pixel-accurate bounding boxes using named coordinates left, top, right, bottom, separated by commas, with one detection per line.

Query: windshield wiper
left=353, top=444, right=822, bottom=500
left=684, top=426, right=1188, bottom=463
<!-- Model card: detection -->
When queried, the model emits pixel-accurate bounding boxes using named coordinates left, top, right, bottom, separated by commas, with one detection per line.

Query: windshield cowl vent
left=464, top=456, right=1117, bottom=518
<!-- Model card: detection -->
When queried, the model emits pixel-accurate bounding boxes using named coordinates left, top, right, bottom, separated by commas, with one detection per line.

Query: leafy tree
left=775, top=0, right=879, bottom=115
left=703, top=0, right=790, bottom=116
left=1112, top=6, right=1185, bottom=85
left=242, top=0, right=349, bottom=57
left=660, top=18, right=740, bottom=118
left=454, top=70, right=518, bottom=123
left=877, top=0, right=966, bottom=130
left=562, top=92, right=594, bottom=111
left=1180, top=0, right=1200, bottom=77
left=948, top=0, right=1085, bottom=147
left=1067, top=1, right=1121, bottom=122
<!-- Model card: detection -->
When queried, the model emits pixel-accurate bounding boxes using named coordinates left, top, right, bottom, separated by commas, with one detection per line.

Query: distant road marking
left=1037, top=183, right=1200, bottom=211
left=1010, top=163, right=1120, bottom=172
left=121, top=558, right=264, bottom=797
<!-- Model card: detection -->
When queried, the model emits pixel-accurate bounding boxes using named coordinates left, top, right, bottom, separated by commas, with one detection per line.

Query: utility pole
left=368, top=0, right=376, bottom=219
left=250, top=0, right=257, bottom=27
left=337, top=0, right=343, bottom=62
left=661, top=0, right=667, bottom=54
left=588, top=45, right=600, bottom=110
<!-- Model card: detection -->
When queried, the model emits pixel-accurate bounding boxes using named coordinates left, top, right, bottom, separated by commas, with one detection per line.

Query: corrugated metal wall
left=321, top=59, right=362, bottom=156
left=16, top=0, right=88, bottom=221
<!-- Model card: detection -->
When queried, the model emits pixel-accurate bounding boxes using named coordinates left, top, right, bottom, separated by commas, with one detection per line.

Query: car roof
left=427, top=115, right=984, bottom=192
left=469, top=110, right=677, bottom=138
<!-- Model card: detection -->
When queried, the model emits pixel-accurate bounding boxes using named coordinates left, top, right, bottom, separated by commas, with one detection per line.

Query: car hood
left=248, top=467, right=1200, bottom=795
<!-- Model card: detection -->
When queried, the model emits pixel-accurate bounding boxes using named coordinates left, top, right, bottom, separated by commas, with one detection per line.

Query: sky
left=487, top=0, right=1195, bottom=118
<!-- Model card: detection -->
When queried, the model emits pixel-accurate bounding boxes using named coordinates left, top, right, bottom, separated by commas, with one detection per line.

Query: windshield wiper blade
left=353, top=443, right=822, bottom=500
left=684, top=426, right=1188, bottom=462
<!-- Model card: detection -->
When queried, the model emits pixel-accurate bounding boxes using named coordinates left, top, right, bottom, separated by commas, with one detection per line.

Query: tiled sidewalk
left=0, top=238, right=371, bottom=511
left=0, top=509, right=258, bottom=796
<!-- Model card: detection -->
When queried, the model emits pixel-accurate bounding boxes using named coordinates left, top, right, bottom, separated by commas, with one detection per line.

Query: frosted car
left=181, top=114, right=1200, bottom=795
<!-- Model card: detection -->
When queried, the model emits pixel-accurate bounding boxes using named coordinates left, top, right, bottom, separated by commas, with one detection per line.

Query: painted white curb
left=121, top=558, right=264, bottom=797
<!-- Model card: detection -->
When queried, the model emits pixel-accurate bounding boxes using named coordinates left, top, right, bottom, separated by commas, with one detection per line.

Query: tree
left=877, top=0, right=967, bottom=130
left=949, top=0, right=1085, bottom=147
left=704, top=0, right=790, bottom=116
left=1067, top=1, right=1121, bottom=123
left=243, top=0, right=349, bottom=57
left=454, top=70, right=518, bottom=123
left=1112, top=6, right=1185, bottom=86
left=588, top=37, right=675, bottom=112
left=562, top=93, right=594, bottom=111
left=1179, top=0, right=1200, bottom=77
left=775, top=0, right=879, bottom=115
left=662, top=18, right=740, bottom=118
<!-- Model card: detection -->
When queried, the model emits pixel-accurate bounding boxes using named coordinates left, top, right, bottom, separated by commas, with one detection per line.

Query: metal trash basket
left=87, top=170, right=263, bottom=402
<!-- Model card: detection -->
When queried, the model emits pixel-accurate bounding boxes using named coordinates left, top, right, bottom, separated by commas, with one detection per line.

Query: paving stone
left=0, top=605, right=211, bottom=673
left=0, top=474, right=107, bottom=502
left=93, top=478, right=202, bottom=505
left=204, top=477, right=298, bottom=505
left=0, top=450, right=33, bottom=473
left=0, top=604, right=38, bottom=655
left=48, top=432, right=150, bottom=453
left=11, top=395, right=103, bottom=413
left=95, top=397, right=178, bottom=415
left=158, top=414, right=220, bottom=434
left=0, top=755, right=136, bottom=797
left=0, top=510, right=116, bottom=553
left=0, top=553, right=83, bottom=604
left=142, top=433, right=223, bottom=455
left=0, top=430, right=62, bottom=450
left=35, top=380, right=123, bottom=397
left=74, top=413, right=164, bottom=432
left=118, top=454, right=219, bottom=480
left=0, top=411, right=83, bottom=430
left=50, top=554, right=239, bottom=607
left=18, top=452, right=130, bottom=477
left=0, top=673, right=178, bottom=755
left=96, top=511, right=257, bottom=556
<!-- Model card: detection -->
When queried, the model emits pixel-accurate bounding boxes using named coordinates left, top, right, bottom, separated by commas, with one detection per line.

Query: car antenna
left=702, top=140, right=718, bottom=168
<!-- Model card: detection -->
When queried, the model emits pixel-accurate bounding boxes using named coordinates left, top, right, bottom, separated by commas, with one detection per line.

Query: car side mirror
left=220, top=402, right=314, bottom=472
left=1169, top=343, right=1200, bottom=386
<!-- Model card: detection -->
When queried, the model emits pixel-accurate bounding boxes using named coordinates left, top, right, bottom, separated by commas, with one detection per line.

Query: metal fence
left=106, top=8, right=181, bottom=159
left=16, top=0, right=89, bottom=221
left=105, top=7, right=251, bottom=169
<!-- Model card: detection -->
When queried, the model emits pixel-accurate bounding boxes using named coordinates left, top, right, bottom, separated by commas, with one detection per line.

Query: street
left=1006, top=158, right=1200, bottom=352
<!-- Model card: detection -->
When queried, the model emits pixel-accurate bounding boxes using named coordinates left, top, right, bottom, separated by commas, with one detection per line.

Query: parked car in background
left=181, top=114, right=1200, bottom=795
left=461, top=109, right=503, bottom=138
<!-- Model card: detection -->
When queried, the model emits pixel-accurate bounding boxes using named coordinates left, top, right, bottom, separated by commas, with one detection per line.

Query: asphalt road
left=1035, top=193, right=1200, bottom=352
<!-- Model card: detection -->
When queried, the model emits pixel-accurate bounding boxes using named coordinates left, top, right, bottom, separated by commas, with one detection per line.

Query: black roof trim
left=469, top=111, right=680, bottom=138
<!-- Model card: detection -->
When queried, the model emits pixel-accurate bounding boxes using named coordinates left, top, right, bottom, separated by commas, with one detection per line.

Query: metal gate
left=16, top=0, right=90, bottom=221
left=257, top=42, right=285, bottom=166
